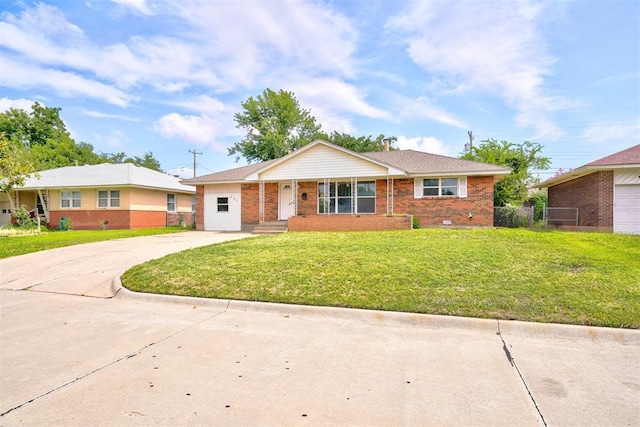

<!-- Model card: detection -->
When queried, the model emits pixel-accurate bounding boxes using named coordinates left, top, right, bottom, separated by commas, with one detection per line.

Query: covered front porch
left=250, top=177, right=410, bottom=231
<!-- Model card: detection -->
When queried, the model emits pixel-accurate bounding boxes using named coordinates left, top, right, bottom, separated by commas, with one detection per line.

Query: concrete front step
left=252, top=221, right=288, bottom=234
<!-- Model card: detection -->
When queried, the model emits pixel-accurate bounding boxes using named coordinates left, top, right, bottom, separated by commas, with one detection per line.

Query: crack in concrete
left=0, top=301, right=232, bottom=418
left=497, top=320, right=547, bottom=426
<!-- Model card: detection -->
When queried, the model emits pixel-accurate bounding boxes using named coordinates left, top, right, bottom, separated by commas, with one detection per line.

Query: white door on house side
left=279, top=183, right=295, bottom=220
left=614, top=185, right=640, bottom=234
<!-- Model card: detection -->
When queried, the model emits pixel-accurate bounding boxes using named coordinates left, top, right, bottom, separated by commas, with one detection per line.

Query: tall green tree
left=327, top=132, right=397, bottom=152
left=0, top=132, right=37, bottom=212
left=460, top=138, right=551, bottom=206
left=0, top=102, right=69, bottom=147
left=229, top=89, right=323, bottom=163
left=0, top=103, right=163, bottom=171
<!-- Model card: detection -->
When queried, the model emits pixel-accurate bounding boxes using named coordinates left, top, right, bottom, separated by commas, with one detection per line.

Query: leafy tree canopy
left=0, top=103, right=163, bottom=172
left=0, top=133, right=37, bottom=193
left=229, top=89, right=323, bottom=163
left=460, top=138, right=551, bottom=206
left=99, top=151, right=163, bottom=172
left=0, top=102, right=69, bottom=147
left=326, top=132, right=397, bottom=152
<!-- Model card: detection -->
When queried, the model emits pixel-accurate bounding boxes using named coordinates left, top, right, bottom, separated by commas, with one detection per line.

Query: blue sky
left=1, top=0, right=638, bottom=179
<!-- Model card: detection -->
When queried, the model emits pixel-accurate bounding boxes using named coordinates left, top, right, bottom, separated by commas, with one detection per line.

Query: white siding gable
left=257, top=144, right=389, bottom=180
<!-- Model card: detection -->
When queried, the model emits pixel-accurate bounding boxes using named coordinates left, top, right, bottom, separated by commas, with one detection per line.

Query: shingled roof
left=361, top=150, right=509, bottom=175
left=586, top=144, right=640, bottom=166
left=538, top=144, right=640, bottom=188
left=182, top=140, right=510, bottom=184
left=18, top=163, right=195, bottom=193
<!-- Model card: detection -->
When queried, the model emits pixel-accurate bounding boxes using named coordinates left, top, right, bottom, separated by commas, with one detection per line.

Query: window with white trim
left=217, top=197, right=229, bottom=212
left=318, top=180, right=375, bottom=214
left=61, top=191, right=81, bottom=208
left=414, top=177, right=467, bottom=198
left=98, top=190, right=120, bottom=208
left=167, top=194, right=176, bottom=212
left=422, top=178, right=458, bottom=197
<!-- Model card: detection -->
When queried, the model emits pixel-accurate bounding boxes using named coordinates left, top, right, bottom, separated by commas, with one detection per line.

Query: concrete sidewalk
left=1, top=232, right=639, bottom=425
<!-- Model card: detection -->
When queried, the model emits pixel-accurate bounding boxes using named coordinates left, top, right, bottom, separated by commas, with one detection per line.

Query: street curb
left=112, top=277, right=640, bottom=345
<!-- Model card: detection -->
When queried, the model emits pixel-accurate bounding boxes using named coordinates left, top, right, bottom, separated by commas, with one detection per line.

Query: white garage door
left=203, top=184, right=242, bottom=231
left=614, top=185, right=640, bottom=234
left=0, top=201, right=12, bottom=226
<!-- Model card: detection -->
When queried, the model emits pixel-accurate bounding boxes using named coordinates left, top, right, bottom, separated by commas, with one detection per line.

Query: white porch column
left=386, top=177, right=394, bottom=215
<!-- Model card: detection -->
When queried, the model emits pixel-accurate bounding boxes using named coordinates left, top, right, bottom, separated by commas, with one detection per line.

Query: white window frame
left=414, top=177, right=467, bottom=198
left=318, top=180, right=376, bottom=214
left=97, top=190, right=120, bottom=208
left=167, top=194, right=176, bottom=212
left=61, top=190, right=81, bottom=208
left=217, top=197, right=229, bottom=212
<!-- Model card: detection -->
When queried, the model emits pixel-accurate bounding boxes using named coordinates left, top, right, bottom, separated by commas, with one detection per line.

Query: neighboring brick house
left=537, top=144, right=640, bottom=234
left=182, top=140, right=510, bottom=232
left=2, top=163, right=195, bottom=230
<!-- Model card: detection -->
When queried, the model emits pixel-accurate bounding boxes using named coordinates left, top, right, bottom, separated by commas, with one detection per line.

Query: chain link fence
left=494, top=206, right=534, bottom=228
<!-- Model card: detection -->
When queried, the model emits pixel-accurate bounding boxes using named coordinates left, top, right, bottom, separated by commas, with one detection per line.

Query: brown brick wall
left=50, top=210, right=132, bottom=229
left=241, top=183, right=279, bottom=224
left=393, top=176, right=495, bottom=227
left=130, top=211, right=167, bottom=229
left=50, top=210, right=172, bottom=230
left=166, top=212, right=195, bottom=227
left=195, top=186, right=204, bottom=231
left=289, top=215, right=412, bottom=231
left=548, top=171, right=613, bottom=228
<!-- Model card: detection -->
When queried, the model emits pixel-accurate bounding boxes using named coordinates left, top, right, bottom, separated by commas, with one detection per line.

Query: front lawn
left=0, top=227, right=190, bottom=259
left=121, top=229, right=640, bottom=328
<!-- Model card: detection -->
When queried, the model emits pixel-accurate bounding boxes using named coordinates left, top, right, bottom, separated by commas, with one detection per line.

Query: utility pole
left=188, top=149, right=202, bottom=178
left=465, top=130, right=474, bottom=153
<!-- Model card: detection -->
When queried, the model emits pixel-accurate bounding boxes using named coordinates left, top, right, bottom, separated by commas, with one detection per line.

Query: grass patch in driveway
left=0, top=227, right=190, bottom=259
left=121, top=228, right=640, bottom=328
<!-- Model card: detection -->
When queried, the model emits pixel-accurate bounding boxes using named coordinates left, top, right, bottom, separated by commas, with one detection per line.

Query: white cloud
left=153, top=113, right=230, bottom=152
left=110, top=0, right=153, bottom=15
left=581, top=121, right=640, bottom=144
left=396, top=136, right=454, bottom=156
left=82, top=109, right=140, bottom=121
left=0, top=54, right=131, bottom=106
left=394, top=96, right=468, bottom=129
left=93, top=130, right=128, bottom=148
left=388, top=0, right=564, bottom=135
left=286, top=78, right=390, bottom=134
left=0, top=97, right=35, bottom=112
left=173, top=0, right=358, bottom=87
left=169, top=95, right=227, bottom=115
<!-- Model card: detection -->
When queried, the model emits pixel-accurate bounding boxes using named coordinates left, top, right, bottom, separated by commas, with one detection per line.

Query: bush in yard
left=12, top=206, right=37, bottom=227
left=527, top=191, right=547, bottom=222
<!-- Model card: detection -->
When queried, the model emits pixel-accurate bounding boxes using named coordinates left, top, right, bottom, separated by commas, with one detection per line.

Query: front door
left=279, top=183, right=295, bottom=220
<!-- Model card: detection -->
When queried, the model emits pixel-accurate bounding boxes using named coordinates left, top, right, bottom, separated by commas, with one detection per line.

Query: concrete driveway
left=1, top=232, right=639, bottom=426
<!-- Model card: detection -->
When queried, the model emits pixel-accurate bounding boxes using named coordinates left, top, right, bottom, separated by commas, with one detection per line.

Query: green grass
left=0, top=227, right=190, bottom=258
left=121, top=229, right=640, bottom=328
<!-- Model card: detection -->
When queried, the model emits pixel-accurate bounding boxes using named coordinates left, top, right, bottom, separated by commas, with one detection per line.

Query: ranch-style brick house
left=182, top=140, right=511, bottom=232
left=2, top=163, right=195, bottom=230
left=537, top=144, right=640, bottom=234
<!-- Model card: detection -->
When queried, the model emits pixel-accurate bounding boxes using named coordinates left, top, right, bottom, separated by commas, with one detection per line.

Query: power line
left=188, top=149, right=202, bottom=178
